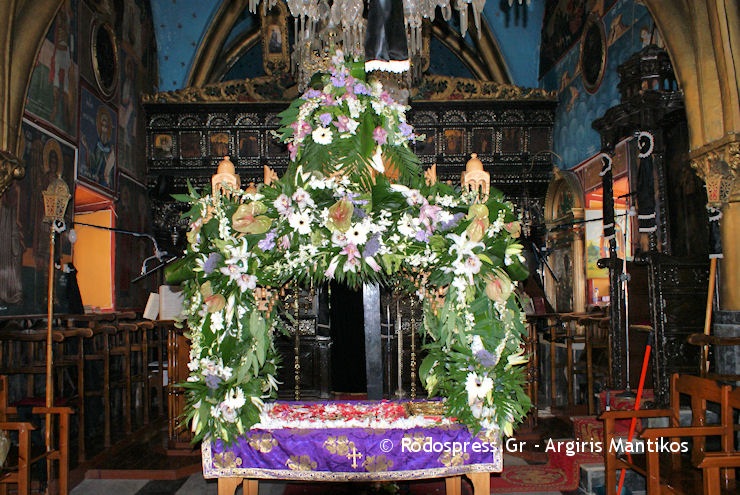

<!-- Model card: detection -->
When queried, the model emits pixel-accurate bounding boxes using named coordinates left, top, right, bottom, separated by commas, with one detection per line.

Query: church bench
left=601, top=373, right=736, bottom=495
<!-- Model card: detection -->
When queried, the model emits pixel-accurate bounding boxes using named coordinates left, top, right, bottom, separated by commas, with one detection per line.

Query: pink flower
left=321, top=93, right=337, bottom=106
left=278, top=235, right=291, bottom=250
left=373, top=126, right=388, bottom=145
left=288, top=142, right=298, bottom=161
left=365, top=257, right=381, bottom=272
left=340, top=243, right=359, bottom=262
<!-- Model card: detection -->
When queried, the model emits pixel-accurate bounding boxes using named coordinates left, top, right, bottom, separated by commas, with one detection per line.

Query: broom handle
left=617, top=336, right=652, bottom=495
left=702, top=258, right=717, bottom=375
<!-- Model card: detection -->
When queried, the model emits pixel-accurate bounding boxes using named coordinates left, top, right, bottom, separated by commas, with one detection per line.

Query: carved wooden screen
left=144, top=100, right=556, bottom=249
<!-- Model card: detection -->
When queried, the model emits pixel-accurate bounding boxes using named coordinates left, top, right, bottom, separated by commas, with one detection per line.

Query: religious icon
left=180, top=132, right=201, bottom=159
left=79, top=86, right=117, bottom=192
left=153, top=134, right=173, bottom=159
left=239, top=132, right=259, bottom=157
left=267, top=25, right=282, bottom=54
left=25, top=0, right=78, bottom=138
left=180, top=132, right=203, bottom=158
left=414, top=130, right=435, bottom=155
left=210, top=132, right=230, bottom=157
left=267, top=133, right=287, bottom=157
left=529, top=127, right=550, bottom=154
left=472, top=129, right=493, bottom=155
left=501, top=128, right=522, bottom=154
left=118, top=50, right=138, bottom=176
left=444, top=129, right=464, bottom=155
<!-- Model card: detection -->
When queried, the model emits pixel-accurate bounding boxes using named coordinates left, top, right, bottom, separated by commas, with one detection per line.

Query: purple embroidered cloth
left=202, top=403, right=502, bottom=481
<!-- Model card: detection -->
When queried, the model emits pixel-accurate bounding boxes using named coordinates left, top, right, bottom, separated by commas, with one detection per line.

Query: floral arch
left=168, top=53, right=531, bottom=445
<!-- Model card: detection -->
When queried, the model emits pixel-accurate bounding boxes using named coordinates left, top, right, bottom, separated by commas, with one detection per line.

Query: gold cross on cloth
left=346, top=445, right=363, bottom=468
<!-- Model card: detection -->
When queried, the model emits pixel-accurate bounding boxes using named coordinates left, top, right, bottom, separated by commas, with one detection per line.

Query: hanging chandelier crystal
left=248, top=0, right=527, bottom=87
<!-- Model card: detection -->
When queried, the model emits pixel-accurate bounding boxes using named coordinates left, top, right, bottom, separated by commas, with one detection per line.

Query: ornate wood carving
left=145, top=99, right=556, bottom=251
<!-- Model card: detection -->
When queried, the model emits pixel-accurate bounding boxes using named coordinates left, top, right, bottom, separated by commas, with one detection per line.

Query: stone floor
left=70, top=454, right=567, bottom=495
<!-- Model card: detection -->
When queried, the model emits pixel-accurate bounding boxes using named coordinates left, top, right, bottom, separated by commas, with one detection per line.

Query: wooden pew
left=601, top=374, right=735, bottom=495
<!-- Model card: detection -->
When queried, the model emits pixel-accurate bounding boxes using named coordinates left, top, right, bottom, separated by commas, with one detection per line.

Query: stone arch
left=188, top=6, right=512, bottom=86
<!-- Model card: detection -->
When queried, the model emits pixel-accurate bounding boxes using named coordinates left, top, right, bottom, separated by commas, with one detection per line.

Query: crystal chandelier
left=248, top=0, right=527, bottom=87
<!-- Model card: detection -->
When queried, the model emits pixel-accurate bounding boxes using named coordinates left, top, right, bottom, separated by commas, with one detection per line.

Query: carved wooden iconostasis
left=543, top=169, right=586, bottom=314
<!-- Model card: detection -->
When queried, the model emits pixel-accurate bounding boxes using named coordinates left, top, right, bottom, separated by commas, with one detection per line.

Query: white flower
left=471, top=335, right=484, bottom=354
left=346, top=223, right=369, bottom=246
left=465, top=372, right=494, bottom=404
left=292, top=188, right=315, bottom=209
left=274, top=194, right=292, bottom=216
left=224, top=388, right=246, bottom=409
left=405, top=189, right=424, bottom=206
left=397, top=214, right=417, bottom=238
left=461, top=255, right=482, bottom=282
left=210, top=311, right=224, bottom=331
left=347, top=98, right=364, bottom=118
left=220, top=404, right=238, bottom=423
left=312, top=127, right=333, bottom=145
left=447, top=232, right=484, bottom=261
left=210, top=405, right=222, bottom=419
left=236, top=273, right=257, bottom=291
left=331, top=230, right=348, bottom=247
left=227, top=238, right=252, bottom=266
left=370, top=146, right=385, bottom=173
left=435, top=195, right=458, bottom=207
left=289, top=210, right=313, bottom=235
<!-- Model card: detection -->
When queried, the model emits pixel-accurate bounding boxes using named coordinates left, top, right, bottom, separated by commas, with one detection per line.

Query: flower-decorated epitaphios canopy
left=168, top=52, right=531, bottom=445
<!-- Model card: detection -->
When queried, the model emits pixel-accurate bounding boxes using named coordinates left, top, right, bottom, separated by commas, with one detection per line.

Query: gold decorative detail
left=690, top=134, right=740, bottom=206
left=404, top=400, right=446, bottom=416
left=0, top=150, right=25, bottom=199
left=213, top=451, right=243, bottom=469
left=402, top=432, right=431, bottom=451
left=264, top=165, right=279, bottom=186
left=212, top=156, right=241, bottom=196
left=346, top=444, right=363, bottom=469
left=363, top=455, right=393, bottom=473
left=141, top=75, right=296, bottom=103
left=461, top=153, right=490, bottom=202
left=476, top=429, right=500, bottom=445
left=413, top=75, right=557, bottom=101
left=286, top=455, right=317, bottom=472
left=438, top=450, right=470, bottom=467
left=323, top=435, right=353, bottom=456
left=142, top=73, right=555, bottom=105
left=248, top=433, right=278, bottom=453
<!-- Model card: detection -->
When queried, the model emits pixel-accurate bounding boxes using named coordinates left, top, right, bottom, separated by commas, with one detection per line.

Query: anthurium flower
left=205, top=294, right=226, bottom=313
left=504, top=221, right=521, bottom=238
left=465, top=204, right=490, bottom=242
left=232, top=202, right=272, bottom=234
left=327, top=198, right=354, bottom=232
left=485, top=269, right=513, bottom=303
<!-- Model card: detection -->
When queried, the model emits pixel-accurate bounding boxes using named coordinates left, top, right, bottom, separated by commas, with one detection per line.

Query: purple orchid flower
left=438, top=212, right=465, bottom=231
left=318, top=112, right=333, bottom=127
left=258, top=231, right=277, bottom=251
left=203, top=253, right=222, bottom=274
left=362, top=235, right=381, bottom=258
left=353, top=82, right=370, bottom=95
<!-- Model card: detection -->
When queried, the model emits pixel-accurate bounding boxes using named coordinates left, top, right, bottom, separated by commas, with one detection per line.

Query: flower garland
left=169, top=54, right=531, bottom=445
left=273, top=50, right=421, bottom=190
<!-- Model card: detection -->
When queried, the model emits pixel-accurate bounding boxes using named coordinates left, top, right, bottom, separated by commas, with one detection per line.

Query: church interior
left=0, top=0, right=738, bottom=494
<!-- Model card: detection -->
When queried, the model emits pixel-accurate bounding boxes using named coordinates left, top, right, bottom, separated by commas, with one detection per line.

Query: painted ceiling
left=150, top=0, right=543, bottom=92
